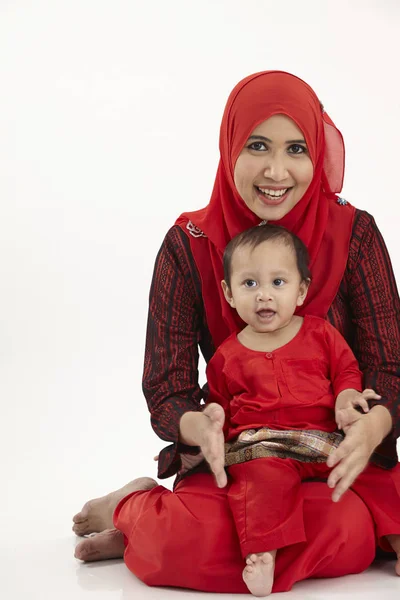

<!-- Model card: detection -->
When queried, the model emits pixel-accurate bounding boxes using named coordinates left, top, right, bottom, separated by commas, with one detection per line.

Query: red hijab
left=176, top=71, right=355, bottom=349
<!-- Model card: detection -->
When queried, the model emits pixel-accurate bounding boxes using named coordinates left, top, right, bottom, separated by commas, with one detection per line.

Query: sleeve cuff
left=152, top=400, right=204, bottom=479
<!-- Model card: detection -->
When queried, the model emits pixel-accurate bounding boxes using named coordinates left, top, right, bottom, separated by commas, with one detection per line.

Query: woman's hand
left=153, top=452, right=205, bottom=474
left=327, top=405, right=392, bottom=502
left=199, top=403, right=227, bottom=487
left=179, top=404, right=227, bottom=487
left=179, top=451, right=205, bottom=473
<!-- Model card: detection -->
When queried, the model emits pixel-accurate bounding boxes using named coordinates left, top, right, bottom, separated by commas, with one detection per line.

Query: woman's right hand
left=179, top=403, right=227, bottom=488
left=199, top=403, right=228, bottom=488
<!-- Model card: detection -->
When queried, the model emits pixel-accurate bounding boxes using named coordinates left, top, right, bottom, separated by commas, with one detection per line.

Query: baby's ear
left=221, top=280, right=235, bottom=308
left=297, top=278, right=310, bottom=307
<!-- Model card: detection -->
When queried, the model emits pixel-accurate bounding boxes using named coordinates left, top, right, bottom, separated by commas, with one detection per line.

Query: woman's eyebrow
left=248, top=135, right=307, bottom=144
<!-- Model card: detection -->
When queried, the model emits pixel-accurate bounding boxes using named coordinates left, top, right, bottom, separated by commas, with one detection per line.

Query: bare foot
left=72, top=477, right=157, bottom=536
left=75, top=528, right=125, bottom=562
left=242, top=551, right=276, bottom=597
left=386, top=535, right=400, bottom=576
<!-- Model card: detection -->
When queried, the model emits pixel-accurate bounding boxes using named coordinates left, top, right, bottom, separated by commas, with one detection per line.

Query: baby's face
left=224, top=239, right=308, bottom=334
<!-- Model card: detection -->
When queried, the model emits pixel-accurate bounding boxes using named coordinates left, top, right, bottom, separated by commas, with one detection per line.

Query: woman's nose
left=263, top=155, right=288, bottom=181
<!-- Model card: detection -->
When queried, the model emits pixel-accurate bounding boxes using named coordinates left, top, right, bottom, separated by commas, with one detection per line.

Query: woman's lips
left=255, top=187, right=291, bottom=206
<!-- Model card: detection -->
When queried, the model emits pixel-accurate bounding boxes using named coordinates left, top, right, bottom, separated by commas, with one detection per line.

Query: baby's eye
left=247, top=141, right=267, bottom=152
left=273, top=279, right=284, bottom=287
left=288, top=144, right=307, bottom=155
left=244, top=279, right=257, bottom=288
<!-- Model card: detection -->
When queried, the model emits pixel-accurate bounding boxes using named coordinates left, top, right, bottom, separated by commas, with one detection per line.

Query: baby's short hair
left=223, top=223, right=311, bottom=289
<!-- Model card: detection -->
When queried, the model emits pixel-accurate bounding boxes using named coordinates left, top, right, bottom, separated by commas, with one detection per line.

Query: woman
left=72, top=71, right=400, bottom=593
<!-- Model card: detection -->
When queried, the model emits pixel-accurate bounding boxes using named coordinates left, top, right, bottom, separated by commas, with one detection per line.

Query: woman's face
left=233, top=115, right=314, bottom=221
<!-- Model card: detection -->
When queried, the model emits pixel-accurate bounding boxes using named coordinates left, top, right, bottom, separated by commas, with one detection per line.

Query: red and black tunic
left=143, top=210, right=400, bottom=479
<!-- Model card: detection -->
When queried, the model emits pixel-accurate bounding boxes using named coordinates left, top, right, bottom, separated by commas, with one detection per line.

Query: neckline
left=234, top=315, right=309, bottom=355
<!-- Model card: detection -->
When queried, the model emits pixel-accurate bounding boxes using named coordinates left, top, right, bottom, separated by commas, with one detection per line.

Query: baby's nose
left=256, top=288, right=272, bottom=301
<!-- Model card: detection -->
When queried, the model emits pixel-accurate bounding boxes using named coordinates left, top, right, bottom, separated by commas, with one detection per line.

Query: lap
left=114, top=472, right=376, bottom=593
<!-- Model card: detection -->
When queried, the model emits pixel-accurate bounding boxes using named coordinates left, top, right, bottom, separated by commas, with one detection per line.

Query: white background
left=1, top=1, right=400, bottom=598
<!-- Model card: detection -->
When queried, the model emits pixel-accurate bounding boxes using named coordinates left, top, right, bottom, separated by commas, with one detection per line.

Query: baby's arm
left=323, top=321, right=381, bottom=431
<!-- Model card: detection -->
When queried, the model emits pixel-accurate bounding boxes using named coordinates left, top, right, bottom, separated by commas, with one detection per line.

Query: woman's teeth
left=258, top=187, right=289, bottom=198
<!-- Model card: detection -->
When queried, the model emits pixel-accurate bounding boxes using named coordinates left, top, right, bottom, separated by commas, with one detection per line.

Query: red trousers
left=228, top=459, right=400, bottom=558
left=113, top=465, right=400, bottom=594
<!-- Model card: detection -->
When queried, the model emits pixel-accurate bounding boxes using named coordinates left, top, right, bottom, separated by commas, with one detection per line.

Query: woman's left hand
left=326, top=411, right=380, bottom=502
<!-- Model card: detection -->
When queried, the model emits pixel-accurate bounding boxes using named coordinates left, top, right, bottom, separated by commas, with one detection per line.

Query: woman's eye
left=244, top=279, right=257, bottom=288
left=248, top=141, right=267, bottom=152
left=288, top=144, right=307, bottom=155
left=273, top=279, right=284, bottom=287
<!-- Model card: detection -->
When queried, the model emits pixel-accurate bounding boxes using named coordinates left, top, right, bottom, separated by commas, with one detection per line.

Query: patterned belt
left=224, top=427, right=344, bottom=466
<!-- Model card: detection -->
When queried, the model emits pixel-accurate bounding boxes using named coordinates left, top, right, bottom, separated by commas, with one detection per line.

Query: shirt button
left=265, top=353, right=273, bottom=359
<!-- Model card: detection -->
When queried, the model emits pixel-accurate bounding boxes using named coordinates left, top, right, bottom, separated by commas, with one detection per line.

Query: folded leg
left=113, top=472, right=376, bottom=593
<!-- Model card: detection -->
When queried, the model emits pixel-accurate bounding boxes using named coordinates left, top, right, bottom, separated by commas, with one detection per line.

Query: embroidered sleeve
left=142, top=227, right=205, bottom=479
left=348, top=213, right=400, bottom=441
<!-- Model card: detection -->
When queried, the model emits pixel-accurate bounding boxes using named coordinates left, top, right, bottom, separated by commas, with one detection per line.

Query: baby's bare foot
left=75, top=528, right=125, bottom=562
left=386, top=534, right=400, bottom=576
left=242, top=551, right=276, bottom=597
left=72, top=477, right=157, bottom=536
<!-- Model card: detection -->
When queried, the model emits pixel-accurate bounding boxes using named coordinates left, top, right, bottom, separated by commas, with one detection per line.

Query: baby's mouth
left=256, top=309, right=276, bottom=318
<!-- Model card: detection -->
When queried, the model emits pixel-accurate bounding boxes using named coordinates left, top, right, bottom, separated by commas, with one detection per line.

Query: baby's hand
left=335, top=388, right=381, bottom=432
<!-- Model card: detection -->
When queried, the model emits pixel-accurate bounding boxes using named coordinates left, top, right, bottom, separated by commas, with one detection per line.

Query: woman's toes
left=74, top=536, right=101, bottom=561
left=72, top=521, right=88, bottom=535
left=395, top=558, right=400, bottom=577
left=74, top=541, right=91, bottom=561
left=74, top=529, right=125, bottom=562
left=72, top=501, right=91, bottom=523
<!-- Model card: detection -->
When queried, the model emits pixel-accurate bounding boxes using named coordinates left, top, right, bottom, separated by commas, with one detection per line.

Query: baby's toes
left=261, top=553, right=270, bottom=563
left=249, top=553, right=258, bottom=563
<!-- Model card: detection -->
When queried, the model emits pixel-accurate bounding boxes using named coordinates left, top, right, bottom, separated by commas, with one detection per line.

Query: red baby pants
left=228, top=458, right=400, bottom=558
left=112, top=466, right=400, bottom=594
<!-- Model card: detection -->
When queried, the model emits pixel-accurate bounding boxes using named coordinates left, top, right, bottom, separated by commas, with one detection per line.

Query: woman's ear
left=296, top=278, right=310, bottom=307
left=221, top=280, right=235, bottom=308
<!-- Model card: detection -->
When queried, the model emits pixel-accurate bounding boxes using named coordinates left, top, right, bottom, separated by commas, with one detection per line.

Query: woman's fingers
left=207, top=439, right=227, bottom=487
left=330, top=465, right=360, bottom=502
left=327, top=416, right=374, bottom=500
left=201, top=405, right=227, bottom=487
left=214, top=462, right=228, bottom=488
left=327, top=439, right=351, bottom=468
left=328, top=449, right=366, bottom=502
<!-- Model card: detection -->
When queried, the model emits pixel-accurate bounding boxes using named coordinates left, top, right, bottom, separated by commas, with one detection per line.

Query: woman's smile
left=255, top=186, right=293, bottom=206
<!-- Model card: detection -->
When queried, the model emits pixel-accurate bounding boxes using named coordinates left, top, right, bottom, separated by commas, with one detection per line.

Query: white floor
left=2, top=536, right=400, bottom=599
left=2, top=356, right=400, bottom=600
left=2, top=365, right=400, bottom=599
